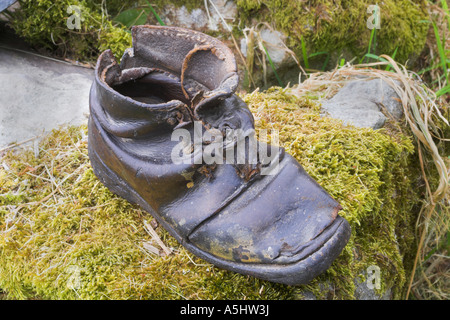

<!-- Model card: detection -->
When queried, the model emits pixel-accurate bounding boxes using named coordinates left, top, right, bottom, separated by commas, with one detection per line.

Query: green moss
left=243, top=88, right=421, bottom=299
left=147, top=0, right=205, bottom=13
left=7, top=0, right=132, bottom=61
left=0, top=88, right=422, bottom=299
left=236, top=0, right=262, bottom=12
left=236, top=0, right=429, bottom=65
left=6, top=0, right=430, bottom=74
left=6, top=0, right=211, bottom=62
left=98, top=20, right=132, bottom=59
left=0, top=125, right=296, bottom=300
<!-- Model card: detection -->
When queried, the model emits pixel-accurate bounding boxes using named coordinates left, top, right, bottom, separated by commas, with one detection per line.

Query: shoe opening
left=111, top=68, right=190, bottom=105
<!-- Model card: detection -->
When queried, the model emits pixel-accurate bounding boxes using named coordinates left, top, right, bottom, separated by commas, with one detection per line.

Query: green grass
left=440, top=0, right=450, bottom=32
left=261, top=43, right=284, bottom=87
left=435, top=85, right=450, bottom=97
left=385, top=47, right=397, bottom=72
left=300, top=35, right=309, bottom=70
left=308, top=51, right=330, bottom=71
left=360, top=27, right=377, bottom=64
left=145, top=0, right=165, bottom=26
left=432, top=19, right=449, bottom=83
left=113, top=0, right=166, bottom=29
left=417, top=1, right=450, bottom=98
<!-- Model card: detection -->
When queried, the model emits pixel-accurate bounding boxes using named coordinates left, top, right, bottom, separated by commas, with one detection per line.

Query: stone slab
left=0, top=46, right=94, bottom=148
left=321, top=78, right=403, bottom=129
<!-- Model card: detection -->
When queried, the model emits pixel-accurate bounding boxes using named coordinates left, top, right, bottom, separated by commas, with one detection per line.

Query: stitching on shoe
left=137, top=26, right=227, bottom=61
left=180, top=44, right=215, bottom=100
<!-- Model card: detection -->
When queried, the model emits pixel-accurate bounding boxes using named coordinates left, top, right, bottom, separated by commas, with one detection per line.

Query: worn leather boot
left=88, top=25, right=350, bottom=285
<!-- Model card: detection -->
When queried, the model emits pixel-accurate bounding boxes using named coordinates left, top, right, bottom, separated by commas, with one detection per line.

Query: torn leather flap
left=93, top=50, right=192, bottom=137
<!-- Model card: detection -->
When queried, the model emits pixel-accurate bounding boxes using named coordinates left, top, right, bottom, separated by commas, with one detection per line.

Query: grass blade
left=363, top=53, right=385, bottom=61
left=307, top=51, right=328, bottom=58
left=435, top=85, right=450, bottom=97
left=145, top=0, right=165, bottom=26
left=261, top=43, right=284, bottom=87
left=360, top=27, right=377, bottom=64
left=321, top=53, right=330, bottom=71
left=417, top=62, right=442, bottom=75
left=370, top=27, right=377, bottom=54
left=300, top=35, right=309, bottom=69
left=114, top=8, right=147, bottom=28
left=385, top=47, right=398, bottom=71
left=440, top=0, right=450, bottom=32
left=308, top=51, right=330, bottom=71
left=431, top=20, right=448, bottom=82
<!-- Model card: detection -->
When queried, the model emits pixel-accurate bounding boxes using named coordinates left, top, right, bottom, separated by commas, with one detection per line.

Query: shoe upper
left=89, top=25, right=348, bottom=265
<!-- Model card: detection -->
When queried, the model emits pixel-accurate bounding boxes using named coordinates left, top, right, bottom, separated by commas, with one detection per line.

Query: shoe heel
left=88, top=142, right=139, bottom=206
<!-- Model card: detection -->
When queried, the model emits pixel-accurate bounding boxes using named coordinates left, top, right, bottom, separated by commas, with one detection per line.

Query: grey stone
left=259, top=29, right=290, bottom=67
left=299, top=291, right=317, bottom=300
left=297, top=281, right=333, bottom=300
left=353, top=271, right=392, bottom=300
left=0, top=46, right=93, bottom=148
left=0, top=0, right=16, bottom=13
left=205, top=0, right=238, bottom=31
left=162, top=5, right=209, bottom=30
left=297, top=274, right=393, bottom=300
left=320, top=78, right=403, bottom=129
left=240, top=28, right=290, bottom=68
left=162, top=0, right=238, bottom=31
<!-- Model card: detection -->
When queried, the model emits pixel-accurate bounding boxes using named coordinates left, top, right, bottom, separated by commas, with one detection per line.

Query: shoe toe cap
left=188, top=154, right=350, bottom=266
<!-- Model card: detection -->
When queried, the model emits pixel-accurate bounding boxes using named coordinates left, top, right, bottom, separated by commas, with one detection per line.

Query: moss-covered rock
left=4, top=0, right=211, bottom=62
left=236, top=0, right=429, bottom=66
left=0, top=87, right=422, bottom=299
left=5, top=0, right=132, bottom=61
left=5, top=0, right=430, bottom=68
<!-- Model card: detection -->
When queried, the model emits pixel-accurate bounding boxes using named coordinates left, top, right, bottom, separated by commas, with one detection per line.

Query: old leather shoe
left=88, top=25, right=351, bottom=285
